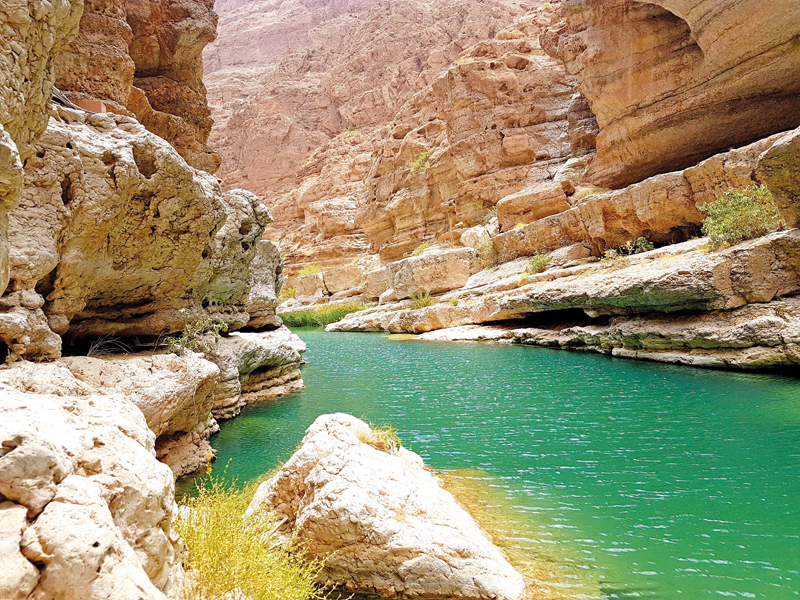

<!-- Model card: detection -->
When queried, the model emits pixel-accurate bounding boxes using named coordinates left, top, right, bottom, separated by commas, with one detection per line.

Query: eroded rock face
left=205, top=0, right=529, bottom=196
left=248, top=413, right=526, bottom=600
left=54, top=0, right=220, bottom=172
left=388, top=247, right=480, bottom=300
left=542, top=0, right=800, bottom=188
left=206, top=328, right=306, bottom=421
left=330, top=231, right=800, bottom=342
left=0, top=383, right=180, bottom=599
left=2, top=104, right=275, bottom=361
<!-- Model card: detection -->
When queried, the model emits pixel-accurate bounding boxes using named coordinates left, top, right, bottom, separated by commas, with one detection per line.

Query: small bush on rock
left=525, top=253, right=550, bottom=275
left=298, top=265, right=321, bottom=276
left=412, top=242, right=431, bottom=256
left=279, top=287, right=297, bottom=303
left=166, top=317, right=228, bottom=354
left=354, top=424, right=402, bottom=453
left=177, top=475, right=327, bottom=600
left=410, top=291, right=436, bottom=309
left=699, top=184, right=784, bottom=249
left=409, top=148, right=435, bottom=176
left=475, top=239, right=498, bottom=269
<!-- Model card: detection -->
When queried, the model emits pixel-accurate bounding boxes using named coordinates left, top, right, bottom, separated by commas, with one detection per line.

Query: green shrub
left=298, top=265, right=321, bottom=276
left=699, top=184, right=784, bottom=249
left=409, top=148, right=435, bottom=176
left=409, top=291, right=436, bottom=309
left=449, top=296, right=459, bottom=306
left=474, top=239, right=498, bottom=269
left=278, top=286, right=297, bottom=303
left=176, top=475, right=327, bottom=600
left=621, top=236, right=655, bottom=255
left=412, top=242, right=431, bottom=256
left=280, top=302, right=367, bottom=328
left=166, top=317, right=228, bottom=355
left=354, top=424, right=402, bottom=453
left=525, top=253, right=550, bottom=275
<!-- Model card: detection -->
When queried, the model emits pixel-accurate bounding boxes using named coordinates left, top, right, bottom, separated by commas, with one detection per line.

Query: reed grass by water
left=279, top=302, right=366, bottom=327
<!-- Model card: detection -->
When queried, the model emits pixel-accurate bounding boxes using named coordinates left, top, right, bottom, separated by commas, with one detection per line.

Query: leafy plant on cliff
left=166, top=317, right=228, bottom=355
left=279, top=286, right=297, bottom=303
left=280, top=302, right=367, bottom=328
left=176, top=475, right=327, bottom=600
left=410, top=291, right=437, bottom=309
left=699, top=184, right=784, bottom=249
left=525, top=253, right=550, bottom=275
left=409, top=147, right=436, bottom=176
left=298, top=265, right=321, bottom=276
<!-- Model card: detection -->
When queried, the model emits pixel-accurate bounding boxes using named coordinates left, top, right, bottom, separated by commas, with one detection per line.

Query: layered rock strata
left=248, top=413, right=526, bottom=600
left=541, top=0, right=800, bottom=189
left=205, top=0, right=530, bottom=196
left=330, top=231, right=800, bottom=369
left=54, top=0, right=220, bottom=172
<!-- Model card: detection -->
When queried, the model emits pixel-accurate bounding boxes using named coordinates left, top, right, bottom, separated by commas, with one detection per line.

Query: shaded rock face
left=248, top=413, right=526, bottom=600
left=542, top=0, right=800, bottom=188
left=2, top=104, right=278, bottom=361
left=204, top=0, right=530, bottom=196
left=0, top=381, right=180, bottom=600
left=54, top=0, right=220, bottom=173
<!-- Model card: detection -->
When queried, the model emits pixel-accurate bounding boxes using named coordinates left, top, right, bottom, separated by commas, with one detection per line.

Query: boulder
left=323, top=263, right=365, bottom=295
left=248, top=414, right=526, bottom=600
left=363, top=268, right=391, bottom=300
left=759, top=127, right=800, bottom=228
left=0, top=501, right=39, bottom=599
left=388, top=248, right=480, bottom=299
left=0, top=386, right=180, bottom=599
left=246, top=240, right=284, bottom=329
left=296, top=273, right=328, bottom=299
left=460, top=226, right=491, bottom=249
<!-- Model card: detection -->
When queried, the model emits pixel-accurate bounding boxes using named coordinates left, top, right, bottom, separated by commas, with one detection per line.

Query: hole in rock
left=36, top=151, right=45, bottom=159
left=35, top=268, right=58, bottom=299
left=132, top=146, right=158, bottom=179
left=239, top=224, right=251, bottom=236
left=242, top=242, right=251, bottom=252
left=201, top=246, right=212, bottom=260
left=102, top=151, right=115, bottom=166
left=66, top=142, right=73, bottom=150
left=60, top=176, right=74, bottom=206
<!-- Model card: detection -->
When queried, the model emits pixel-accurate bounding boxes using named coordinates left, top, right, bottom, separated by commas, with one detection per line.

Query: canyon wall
left=203, top=0, right=532, bottom=196
left=54, top=0, right=221, bottom=173
left=0, top=0, right=307, bottom=597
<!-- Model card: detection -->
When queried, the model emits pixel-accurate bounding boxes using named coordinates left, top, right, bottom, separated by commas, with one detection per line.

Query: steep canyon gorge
left=0, top=0, right=799, bottom=598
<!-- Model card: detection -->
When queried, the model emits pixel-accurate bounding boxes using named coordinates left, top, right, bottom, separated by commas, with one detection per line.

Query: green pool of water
left=188, top=329, right=800, bottom=599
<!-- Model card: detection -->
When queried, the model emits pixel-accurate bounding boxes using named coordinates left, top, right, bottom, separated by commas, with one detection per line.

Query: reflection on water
left=185, top=330, right=800, bottom=600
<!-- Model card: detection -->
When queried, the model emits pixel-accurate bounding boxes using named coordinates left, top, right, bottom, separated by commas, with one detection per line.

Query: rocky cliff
left=263, top=0, right=800, bottom=370
left=0, top=0, right=307, bottom=597
left=54, top=0, right=221, bottom=173
left=203, top=0, right=531, bottom=196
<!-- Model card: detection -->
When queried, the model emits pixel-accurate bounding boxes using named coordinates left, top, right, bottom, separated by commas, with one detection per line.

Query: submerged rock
left=248, top=413, right=526, bottom=600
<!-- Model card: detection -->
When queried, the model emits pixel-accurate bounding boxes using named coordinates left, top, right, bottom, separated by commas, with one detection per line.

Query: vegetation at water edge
left=176, top=475, right=327, bottom=600
left=280, top=302, right=367, bottom=327
left=700, top=184, right=784, bottom=249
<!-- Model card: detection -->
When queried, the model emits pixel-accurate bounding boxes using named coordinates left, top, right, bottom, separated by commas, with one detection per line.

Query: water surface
left=194, top=330, right=800, bottom=599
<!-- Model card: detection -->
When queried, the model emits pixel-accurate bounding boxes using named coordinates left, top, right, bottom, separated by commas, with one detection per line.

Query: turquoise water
left=196, top=330, right=800, bottom=599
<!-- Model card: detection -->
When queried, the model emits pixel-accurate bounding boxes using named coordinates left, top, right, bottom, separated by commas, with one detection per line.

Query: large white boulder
left=248, top=414, right=526, bottom=600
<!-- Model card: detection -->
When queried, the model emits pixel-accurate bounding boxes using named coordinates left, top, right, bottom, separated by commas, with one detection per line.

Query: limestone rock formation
left=54, top=0, right=220, bottom=172
left=541, top=0, right=800, bottom=188
left=0, top=383, right=180, bottom=599
left=248, top=413, right=526, bottom=600
left=388, top=247, right=480, bottom=300
left=207, top=328, right=306, bottom=421
left=204, top=0, right=530, bottom=196
left=330, top=231, right=800, bottom=354
left=2, top=103, right=279, bottom=361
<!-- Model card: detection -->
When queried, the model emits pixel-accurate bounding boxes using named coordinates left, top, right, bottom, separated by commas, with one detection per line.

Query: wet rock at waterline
left=248, top=413, right=526, bottom=600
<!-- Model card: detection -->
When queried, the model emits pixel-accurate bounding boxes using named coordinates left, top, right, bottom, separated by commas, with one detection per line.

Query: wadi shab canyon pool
left=198, top=330, right=800, bottom=600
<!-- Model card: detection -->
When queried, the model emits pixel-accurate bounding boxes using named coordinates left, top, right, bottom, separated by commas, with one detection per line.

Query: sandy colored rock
left=0, top=385, right=180, bottom=598
left=542, top=0, right=800, bottom=188
left=759, top=128, right=800, bottom=228
left=363, top=268, right=391, bottom=300
left=205, top=328, right=306, bottom=420
left=246, top=240, right=284, bottom=329
left=0, top=501, right=38, bottom=600
left=248, top=413, right=526, bottom=600
left=55, top=0, right=221, bottom=172
left=388, top=248, right=479, bottom=299
left=205, top=0, right=529, bottom=195
left=296, top=273, right=328, bottom=299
